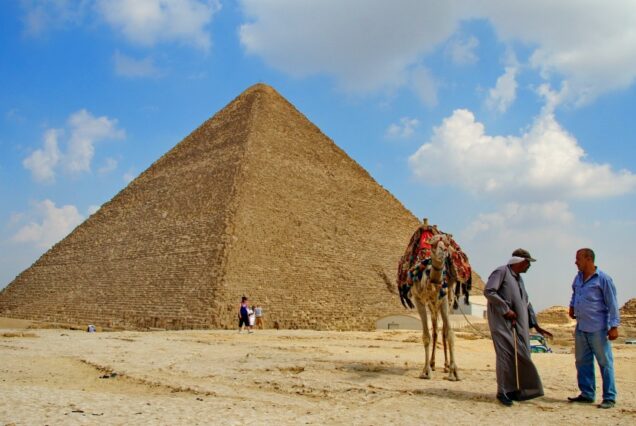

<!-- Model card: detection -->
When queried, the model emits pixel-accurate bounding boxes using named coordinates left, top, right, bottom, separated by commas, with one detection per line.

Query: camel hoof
left=419, top=372, right=431, bottom=379
left=444, top=369, right=460, bottom=381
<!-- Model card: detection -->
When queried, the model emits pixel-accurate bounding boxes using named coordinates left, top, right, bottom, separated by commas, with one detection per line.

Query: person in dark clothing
left=238, top=296, right=253, bottom=333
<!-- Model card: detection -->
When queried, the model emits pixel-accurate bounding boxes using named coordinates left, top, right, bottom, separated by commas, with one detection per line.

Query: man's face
left=520, top=259, right=531, bottom=273
left=512, top=259, right=531, bottom=274
left=575, top=251, right=590, bottom=271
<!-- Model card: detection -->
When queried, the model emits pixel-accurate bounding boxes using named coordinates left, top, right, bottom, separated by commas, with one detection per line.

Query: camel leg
left=453, top=280, right=460, bottom=310
left=465, top=276, right=472, bottom=305
left=430, top=309, right=438, bottom=371
left=444, top=281, right=455, bottom=373
left=443, top=325, right=449, bottom=373
left=451, top=279, right=459, bottom=310
left=440, top=299, right=460, bottom=381
left=415, top=299, right=432, bottom=379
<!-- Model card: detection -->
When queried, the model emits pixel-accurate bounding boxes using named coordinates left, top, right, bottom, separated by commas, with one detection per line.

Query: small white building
left=451, top=295, right=488, bottom=319
left=376, top=313, right=422, bottom=330
left=376, top=308, right=487, bottom=331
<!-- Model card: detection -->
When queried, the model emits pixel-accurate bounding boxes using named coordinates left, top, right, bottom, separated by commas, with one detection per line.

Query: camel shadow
left=410, top=387, right=494, bottom=404
left=335, top=362, right=411, bottom=378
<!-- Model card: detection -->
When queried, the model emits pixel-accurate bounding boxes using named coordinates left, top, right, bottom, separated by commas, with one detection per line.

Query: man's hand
left=503, top=310, right=517, bottom=321
left=608, top=327, right=619, bottom=341
left=568, top=306, right=576, bottom=319
left=535, top=325, right=553, bottom=339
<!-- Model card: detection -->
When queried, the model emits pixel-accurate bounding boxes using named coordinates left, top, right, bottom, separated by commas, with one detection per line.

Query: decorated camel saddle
left=397, top=219, right=472, bottom=309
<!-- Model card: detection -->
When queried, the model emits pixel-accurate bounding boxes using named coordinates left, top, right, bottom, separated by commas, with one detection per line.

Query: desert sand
left=1, top=319, right=635, bottom=425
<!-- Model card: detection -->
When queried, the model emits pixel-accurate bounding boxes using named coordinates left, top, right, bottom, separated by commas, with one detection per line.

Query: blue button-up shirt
left=569, top=268, right=620, bottom=333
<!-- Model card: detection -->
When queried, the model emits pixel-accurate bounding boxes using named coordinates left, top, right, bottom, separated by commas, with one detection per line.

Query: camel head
left=428, top=234, right=450, bottom=261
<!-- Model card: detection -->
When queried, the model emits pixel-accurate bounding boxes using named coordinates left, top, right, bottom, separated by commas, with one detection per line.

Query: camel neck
left=429, top=253, right=444, bottom=284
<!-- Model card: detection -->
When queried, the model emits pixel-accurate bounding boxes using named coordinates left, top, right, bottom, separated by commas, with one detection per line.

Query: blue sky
left=1, top=1, right=635, bottom=311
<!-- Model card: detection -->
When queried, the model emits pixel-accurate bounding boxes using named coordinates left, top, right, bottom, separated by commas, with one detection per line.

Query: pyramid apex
left=244, top=82, right=279, bottom=95
left=235, top=83, right=292, bottom=114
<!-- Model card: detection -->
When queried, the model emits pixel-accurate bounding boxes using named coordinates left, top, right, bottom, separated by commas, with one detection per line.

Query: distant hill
left=537, top=305, right=575, bottom=325
left=620, top=298, right=636, bottom=327
left=470, top=271, right=485, bottom=295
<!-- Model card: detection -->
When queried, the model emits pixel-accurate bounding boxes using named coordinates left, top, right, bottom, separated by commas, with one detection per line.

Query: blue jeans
left=575, top=328, right=617, bottom=401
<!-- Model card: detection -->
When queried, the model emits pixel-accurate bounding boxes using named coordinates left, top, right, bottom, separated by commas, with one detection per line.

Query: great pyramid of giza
left=0, top=84, right=421, bottom=330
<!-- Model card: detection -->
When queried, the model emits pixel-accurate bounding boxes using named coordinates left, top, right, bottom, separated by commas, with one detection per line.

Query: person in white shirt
left=255, top=305, right=264, bottom=329
left=248, top=305, right=256, bottom=332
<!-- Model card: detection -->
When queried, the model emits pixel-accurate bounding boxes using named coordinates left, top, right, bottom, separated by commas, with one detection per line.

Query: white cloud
left=475, top=0, right=636, bottom=105
left=410, top=66, right=438, bottom=107
left=23, top=110, right=125, bottom=182
left=463, top=201, right=575, bottom=241
left=12, top=199, right=84, bottom=249
left=23, top=129, right=62, bottom=183
left=239, top=0, right=458, bottom=93
left=96, top=0, right=221, bottom=51
left=445, top=35, right=479, bottom=65
left=22, top=2, right=636, bottom=107
left=98, top=157, right=118, bottom=175
left=7, top=213, right=25, bottom=228
left=65, top=109, right=125, bottom=174
left=408, top=109, right=636, bottom=199
left=113, top=51, right=162, bottom=78
left=486, top=66, right=518, bottom=113
left=536, top=82, right=570, bottom=114
left=238, top=1, right=636, bottom=106
left=21, top=1, right=636, bottom=106
left=20, top=0, right=89, bottom=36
left=385, top=117, right=420, bottom=139
left=20, top=0, right=220, bottom=51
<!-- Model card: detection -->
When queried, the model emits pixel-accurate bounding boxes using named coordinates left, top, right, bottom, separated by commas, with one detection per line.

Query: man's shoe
left=598, top=400, right=615, bottom=409
left=507, top=390, right=521, bottom=401
left=496, top=393, right=514, bottom=407
left=568, top=395, right=594, bottom=403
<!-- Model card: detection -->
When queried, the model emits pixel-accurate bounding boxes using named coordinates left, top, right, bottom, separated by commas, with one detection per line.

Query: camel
left=408, top=233, right=460, bottom=381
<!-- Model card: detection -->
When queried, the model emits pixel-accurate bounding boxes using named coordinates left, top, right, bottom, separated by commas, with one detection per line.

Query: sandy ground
left=1, top=320, right=635, bottom=425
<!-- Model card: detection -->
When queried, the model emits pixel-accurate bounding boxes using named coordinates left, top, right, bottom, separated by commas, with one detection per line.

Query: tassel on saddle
left=399, top=284, right=415, bottom=309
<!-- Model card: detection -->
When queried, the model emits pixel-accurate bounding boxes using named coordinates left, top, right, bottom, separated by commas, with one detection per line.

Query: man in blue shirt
left=567, top=248, right=620, bottom=409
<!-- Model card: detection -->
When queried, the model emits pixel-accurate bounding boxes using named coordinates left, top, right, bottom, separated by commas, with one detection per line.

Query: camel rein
left=454, top=299, right=490, bottom=339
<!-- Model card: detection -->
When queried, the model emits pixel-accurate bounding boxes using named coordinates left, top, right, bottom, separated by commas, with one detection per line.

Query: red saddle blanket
left=397, top=225, right=471, bottom=289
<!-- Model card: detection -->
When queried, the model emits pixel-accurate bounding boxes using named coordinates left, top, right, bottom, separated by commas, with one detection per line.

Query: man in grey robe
left=484, top=248, right=552, bottom=406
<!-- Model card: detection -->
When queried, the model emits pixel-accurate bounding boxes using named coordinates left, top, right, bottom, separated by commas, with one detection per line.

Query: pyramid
left=537, top=305, right=575, bottom=325
left=620, top=298, right=636, bottom=328
left=0, top=84, right=420, bottom=330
